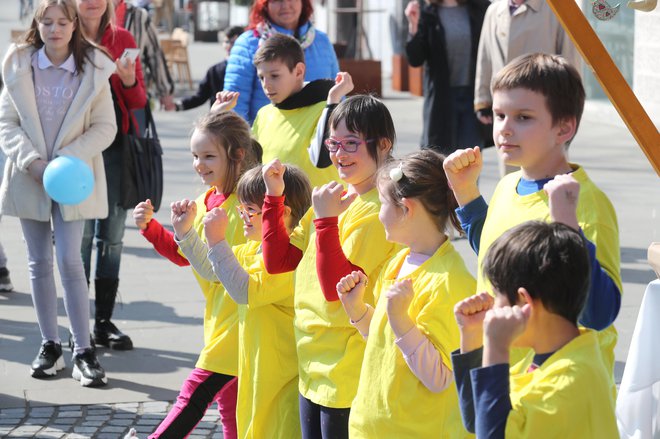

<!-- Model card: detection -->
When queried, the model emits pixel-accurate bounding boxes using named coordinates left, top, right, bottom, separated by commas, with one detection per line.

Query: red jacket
left=100, top=25, right=147, bottom=133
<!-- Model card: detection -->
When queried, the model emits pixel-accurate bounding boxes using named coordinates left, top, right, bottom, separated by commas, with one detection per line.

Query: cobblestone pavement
left=0, top=402, right=223, bottom=438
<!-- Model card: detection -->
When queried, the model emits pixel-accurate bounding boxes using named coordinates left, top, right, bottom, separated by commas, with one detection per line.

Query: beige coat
left=0, top=44, right=117, bottom=221
left=474, top=0, right=582, bottom=110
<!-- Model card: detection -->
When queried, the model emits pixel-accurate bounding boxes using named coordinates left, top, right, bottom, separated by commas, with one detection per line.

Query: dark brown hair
left=482, top=221, right=590, bottom=325
left=492, top=53, right=585, bottom=143
left=377, top=149, right=460, bottom=233
left=194, top=111, right=261, bottom=194
left=329, top=95, right=396, bottom=165
left=237, top=164, right=311, bottom=229
left=22, top=0, right=108, bottom=73
left=253, top=33, right=304, bottom=71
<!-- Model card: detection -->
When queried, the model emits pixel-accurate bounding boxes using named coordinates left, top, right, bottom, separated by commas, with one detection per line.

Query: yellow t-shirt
left=233, top=240, right=301, bottom=439
left=290, top=188, right=399, bottom=408
left=476, top=165, right=621, bottom=373
left=349, top=243, right=476, bottom=439
left=187, top=190, right=245, bottom=375
left=506, top=329, right=618, bottom=438
left=252, top=101, right=339, bottom=189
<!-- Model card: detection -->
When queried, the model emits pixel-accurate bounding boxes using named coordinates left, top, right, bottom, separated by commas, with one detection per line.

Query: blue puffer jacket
left=223, top=21, right=339, bottom=124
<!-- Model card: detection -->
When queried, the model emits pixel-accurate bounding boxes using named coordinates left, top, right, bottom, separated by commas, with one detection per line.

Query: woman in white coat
left=0, top=0, right=117, bottom=387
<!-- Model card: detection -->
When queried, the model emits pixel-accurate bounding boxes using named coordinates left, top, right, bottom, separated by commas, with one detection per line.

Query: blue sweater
left=223, top=22, right=339, bottom=124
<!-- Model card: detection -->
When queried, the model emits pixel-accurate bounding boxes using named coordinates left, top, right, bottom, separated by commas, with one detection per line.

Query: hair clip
left=389, top=163, right=404, bottom=182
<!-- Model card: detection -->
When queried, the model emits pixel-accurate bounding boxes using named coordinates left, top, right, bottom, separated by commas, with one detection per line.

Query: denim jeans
left=81, top=142, right=127, bottom=282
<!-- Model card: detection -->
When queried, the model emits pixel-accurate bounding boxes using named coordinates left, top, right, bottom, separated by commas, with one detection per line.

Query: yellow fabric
left=349, top=243, right=476, bottom=438
left=291, top=188, right=399, bottom=408
left=476, top=165, right=621, bottom=374
left=232, top=240, right=301, bottom=439
left=252, top=101, right=339, bottom=189
left=185, top=190, right=245, bottom=375
left=505, top=329, right=619, bottom=438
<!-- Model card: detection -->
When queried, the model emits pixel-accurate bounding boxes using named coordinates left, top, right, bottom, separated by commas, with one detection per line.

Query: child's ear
left=400, top=197, right=414, bottom=216
left=556, top=117, right=577, bottom=146
left=294, top=62, right=305, bottom=80
left=377, top=139, right=393, bottom=160
left=282, top=204, right=293, bottom=230
left=517, top=287, right=534, bottom=308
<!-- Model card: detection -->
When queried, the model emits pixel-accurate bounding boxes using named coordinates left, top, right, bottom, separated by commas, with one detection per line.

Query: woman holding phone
left=77, top=0, right=147, bottom=351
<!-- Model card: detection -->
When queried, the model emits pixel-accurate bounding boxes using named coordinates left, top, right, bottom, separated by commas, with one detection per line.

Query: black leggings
left=298, top=393, right=350, bottom=439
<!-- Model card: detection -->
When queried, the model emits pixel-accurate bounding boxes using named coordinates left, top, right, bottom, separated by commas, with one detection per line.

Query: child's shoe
left=0, top=267, right=13, bottom=292
left=31, top=341, right=65, bottom=378
left=72, top=348, right=108, bottom=387
left=123, top=428, right=138, bottom=439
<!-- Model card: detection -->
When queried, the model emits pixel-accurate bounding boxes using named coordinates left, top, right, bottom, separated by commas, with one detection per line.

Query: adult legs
left=81, top=144, right=132, bottom=349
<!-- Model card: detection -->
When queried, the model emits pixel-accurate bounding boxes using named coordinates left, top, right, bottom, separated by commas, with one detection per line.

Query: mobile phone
left=120, top=48, right=140, bottom=63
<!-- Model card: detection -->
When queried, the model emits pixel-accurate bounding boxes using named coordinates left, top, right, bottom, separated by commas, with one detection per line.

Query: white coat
left=0, top=43, right=117, bottom=222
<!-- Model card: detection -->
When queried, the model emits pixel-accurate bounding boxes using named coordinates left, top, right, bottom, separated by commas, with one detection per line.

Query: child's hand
left=483, top=304, right=531, bottom=366
left=202, top=207, right=229, bottom=248
left=27, top=158, right=48, bottom=184
left=312, top=182, right=358, bottom=219
left=133, top=199, right=154, bottom=231
left=385, top=279, right=415, bottom=337
left=211, top=91, right=239, bottom=113
left=544, top=174, right=580, bottom=231
left=262, top=159, right=286, bottom=196
left=454, top=292, right=494, bottom=352
left=443, top=147, right=482, bottom=206
left=328, top=72, right=354, bottom=104
left=337, top=270, right=369, bottom=321
left=170, top=199, right=197, bottom=239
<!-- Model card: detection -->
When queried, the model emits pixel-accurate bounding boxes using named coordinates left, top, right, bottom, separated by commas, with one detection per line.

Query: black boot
left=94, top=278, right=133, bottom=350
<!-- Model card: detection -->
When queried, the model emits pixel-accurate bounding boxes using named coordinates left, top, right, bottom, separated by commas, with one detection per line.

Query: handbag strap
left=143, top=102, right=160, bottom=140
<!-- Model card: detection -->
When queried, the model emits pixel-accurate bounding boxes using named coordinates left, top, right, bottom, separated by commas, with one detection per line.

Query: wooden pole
left=546, top=0, right=660, bottom=176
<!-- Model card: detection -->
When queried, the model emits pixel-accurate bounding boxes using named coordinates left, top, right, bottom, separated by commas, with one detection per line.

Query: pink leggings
left=149, top=368, right=237, bottom=439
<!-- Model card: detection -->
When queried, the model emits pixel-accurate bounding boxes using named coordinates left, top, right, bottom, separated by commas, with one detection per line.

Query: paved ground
left=0, top=1, right=659, bottom=438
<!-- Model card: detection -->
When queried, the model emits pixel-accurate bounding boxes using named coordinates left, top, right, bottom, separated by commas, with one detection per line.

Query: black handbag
left=119, top=104, right=164, bottom=211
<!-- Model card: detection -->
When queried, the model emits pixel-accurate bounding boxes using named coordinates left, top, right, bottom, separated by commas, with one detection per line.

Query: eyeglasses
left=236, top=205, right=262, bottom=220
left=323, top=137, right=375, bottom=153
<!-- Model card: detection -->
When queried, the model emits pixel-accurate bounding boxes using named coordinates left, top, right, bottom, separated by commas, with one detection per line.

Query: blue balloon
left=43, top=156, right=94, bottom=205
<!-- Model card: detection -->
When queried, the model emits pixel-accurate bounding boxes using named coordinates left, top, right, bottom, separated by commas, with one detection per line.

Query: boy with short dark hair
left=452, top=220, right=618, bottom=438
left=213, top=33, right=344, bottom=188
left=444, top=53, right=621, bottom=370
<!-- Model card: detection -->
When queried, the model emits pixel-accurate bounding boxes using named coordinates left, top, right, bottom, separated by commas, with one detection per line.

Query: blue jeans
left=81, top=143, right=127, bottom=281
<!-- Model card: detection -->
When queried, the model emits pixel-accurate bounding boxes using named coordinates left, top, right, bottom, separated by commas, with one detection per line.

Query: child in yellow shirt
left=336, top=150, right=475, bottom=438
left=260, top=94, right=400, bottom=438
left=452, top=220, right=618, bottom=438
left=444, top=53, right=621, bottom=372
left=176, top=164, right=312, bottom=439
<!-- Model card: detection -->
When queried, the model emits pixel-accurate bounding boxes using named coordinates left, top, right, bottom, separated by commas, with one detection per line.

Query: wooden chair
left=161, top=29, right=193, bottom=89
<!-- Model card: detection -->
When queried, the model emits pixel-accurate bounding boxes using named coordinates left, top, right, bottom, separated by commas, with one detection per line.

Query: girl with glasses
left=260, top=94, right=400, bottom=439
